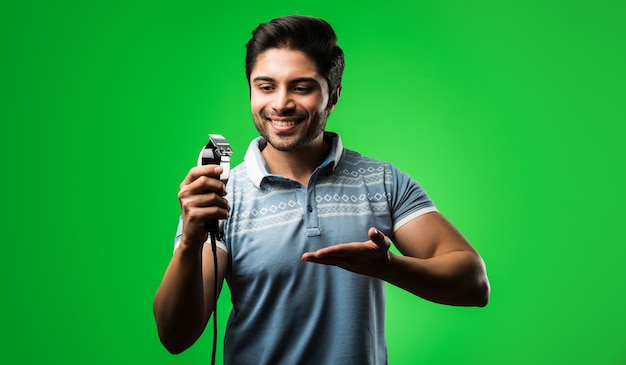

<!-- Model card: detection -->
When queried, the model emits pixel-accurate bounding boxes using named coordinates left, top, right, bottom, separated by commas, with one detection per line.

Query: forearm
left=153, top=243, right=211, bottom=354
left=380, top=250, right=490, bottom=307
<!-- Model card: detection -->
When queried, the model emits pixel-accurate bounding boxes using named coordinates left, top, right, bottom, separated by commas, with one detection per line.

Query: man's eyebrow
left=289, top=77, right=320, bottom=85
left=252, top=76, right=275, bottom=83
left=251, top=76, right=320, bottom=85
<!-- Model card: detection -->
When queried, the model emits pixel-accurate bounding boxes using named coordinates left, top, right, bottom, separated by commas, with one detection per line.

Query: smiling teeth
left=271, top=120, right=298, bottom=127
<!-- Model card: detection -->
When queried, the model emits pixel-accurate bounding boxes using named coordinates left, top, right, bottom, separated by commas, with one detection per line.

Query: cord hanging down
left=198, top=134, right=231, bottom=365
left=210, top=232, right=218, bottom=365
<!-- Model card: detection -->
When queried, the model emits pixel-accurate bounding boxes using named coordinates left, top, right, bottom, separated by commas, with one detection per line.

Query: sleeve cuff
left=393, top=206, right=439, bottom=232
left=174, top=239, right=228, bottom=254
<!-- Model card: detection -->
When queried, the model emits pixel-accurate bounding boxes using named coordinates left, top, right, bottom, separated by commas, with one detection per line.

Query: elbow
left=470, top=256, right=490, bottom=307
left=153, top=300, right=199, bottom=354
left=158, top=328, right=191, bottom=355
left=154, top=309, right=195, bottom=355
left=474, top=278, right=490, bottom=307
left=458, top=261, right=490, bottom=307
left=163, top=344, right=186, bottom=355
left=154, top=309, right=185, bottom=354
left=470, top=266, right=491, bottom=307
left=453, top=278, right=489, bottom=307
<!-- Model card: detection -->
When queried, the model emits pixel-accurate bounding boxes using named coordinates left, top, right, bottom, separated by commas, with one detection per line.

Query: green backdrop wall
left=2, top=0, right=624, bottom=364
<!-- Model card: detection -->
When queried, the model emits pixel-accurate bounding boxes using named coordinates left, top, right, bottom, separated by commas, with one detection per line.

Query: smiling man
left=250, top=48, right=335, bottom=185
left=154, top=15, right=490, bottom=365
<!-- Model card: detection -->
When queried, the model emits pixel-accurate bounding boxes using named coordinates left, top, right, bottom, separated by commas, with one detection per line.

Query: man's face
left=250, top=48, right=334, bottom=152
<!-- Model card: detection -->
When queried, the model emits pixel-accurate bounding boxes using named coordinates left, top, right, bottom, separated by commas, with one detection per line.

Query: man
left=154, top=15, right=490, bottom=364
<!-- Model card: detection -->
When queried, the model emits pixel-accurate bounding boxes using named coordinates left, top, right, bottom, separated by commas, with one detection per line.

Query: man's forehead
left=250, top=49, right=323, bottom=80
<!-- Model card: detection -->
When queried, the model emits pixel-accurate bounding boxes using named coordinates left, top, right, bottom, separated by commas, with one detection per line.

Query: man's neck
left=261, top=137, right=331, bottom=187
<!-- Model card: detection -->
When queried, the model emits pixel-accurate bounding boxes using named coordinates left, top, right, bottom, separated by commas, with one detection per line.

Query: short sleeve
left=387, top=165, right=438, bottom=232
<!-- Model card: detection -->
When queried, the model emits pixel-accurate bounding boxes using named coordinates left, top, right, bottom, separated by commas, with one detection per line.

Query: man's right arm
left=153, top=165, right=230, bottom=354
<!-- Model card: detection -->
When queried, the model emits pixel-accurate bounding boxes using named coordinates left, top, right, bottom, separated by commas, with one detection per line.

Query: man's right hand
left=177, top=164, right=230, bottom=248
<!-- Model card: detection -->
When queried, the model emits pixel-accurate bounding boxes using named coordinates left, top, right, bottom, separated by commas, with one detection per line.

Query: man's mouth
left=269, top=119, right=300, bottom=127
left=262, top=111, right=308, bottom=131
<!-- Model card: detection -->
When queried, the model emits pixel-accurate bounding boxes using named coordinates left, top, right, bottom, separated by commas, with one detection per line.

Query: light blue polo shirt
left=175, top=132, right=437, bottom=364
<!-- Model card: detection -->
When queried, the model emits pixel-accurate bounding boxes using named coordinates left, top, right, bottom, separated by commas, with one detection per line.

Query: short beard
left=258, top=109, right=330, bottom=152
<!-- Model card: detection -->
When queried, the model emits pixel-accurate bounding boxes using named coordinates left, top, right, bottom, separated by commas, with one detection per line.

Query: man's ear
left=327, top=85, right=342, bottom=112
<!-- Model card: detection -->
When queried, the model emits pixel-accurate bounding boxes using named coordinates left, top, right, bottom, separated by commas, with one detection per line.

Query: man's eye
left=257, top=84, right=274, bottom=92
left=293, top=86, right=312, bottom=94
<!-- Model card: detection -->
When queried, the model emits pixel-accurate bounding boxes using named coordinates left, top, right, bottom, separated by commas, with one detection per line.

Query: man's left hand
left=302, top=227, right=391, bottom=278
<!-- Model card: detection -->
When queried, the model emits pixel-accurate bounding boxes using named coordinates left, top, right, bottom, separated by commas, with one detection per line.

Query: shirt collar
left=244, top=132, right=343, bottom=188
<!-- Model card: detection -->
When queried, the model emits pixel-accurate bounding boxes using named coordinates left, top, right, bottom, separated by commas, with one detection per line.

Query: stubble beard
left=256, top=109, right=329, bottom=152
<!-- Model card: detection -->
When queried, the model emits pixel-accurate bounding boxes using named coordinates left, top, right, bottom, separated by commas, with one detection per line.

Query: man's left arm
left=302, top=211, right=490, bottom=307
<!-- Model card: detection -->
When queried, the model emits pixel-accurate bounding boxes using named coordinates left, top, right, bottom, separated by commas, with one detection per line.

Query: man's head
left=245, top=15, right=345, bottom=101
left=246, top=16, right=345, bottom=152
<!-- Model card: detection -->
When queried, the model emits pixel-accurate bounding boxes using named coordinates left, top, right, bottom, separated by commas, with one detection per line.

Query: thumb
left=368, top=227, right=389, bottom=247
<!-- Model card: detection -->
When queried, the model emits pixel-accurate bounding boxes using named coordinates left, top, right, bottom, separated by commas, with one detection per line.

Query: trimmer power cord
left=210, top=233, right=218, bottom=365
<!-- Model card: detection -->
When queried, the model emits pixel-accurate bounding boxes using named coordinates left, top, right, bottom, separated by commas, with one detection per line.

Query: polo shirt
left=175, top=132, right=437, bottom=364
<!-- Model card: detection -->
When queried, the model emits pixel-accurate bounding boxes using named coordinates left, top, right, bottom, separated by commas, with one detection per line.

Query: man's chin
left=266, top=139, right=299, bottom=152
left=261, top=128, right=325, bottom=152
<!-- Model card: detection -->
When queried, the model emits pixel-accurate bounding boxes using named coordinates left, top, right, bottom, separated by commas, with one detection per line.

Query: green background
left=2, top=0, right=624, bottom=364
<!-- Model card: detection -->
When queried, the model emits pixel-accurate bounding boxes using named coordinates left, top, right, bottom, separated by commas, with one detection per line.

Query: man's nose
left=271, top=89, right=295, bottom=111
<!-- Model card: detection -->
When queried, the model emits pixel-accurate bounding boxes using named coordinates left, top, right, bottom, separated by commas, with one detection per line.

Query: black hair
left=245, top=15, right=345, bottom=94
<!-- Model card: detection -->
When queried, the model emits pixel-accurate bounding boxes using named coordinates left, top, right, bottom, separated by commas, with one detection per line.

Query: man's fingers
left=181, top=165, right=224, bottom=186
left=180, top=192, right=230, bottom=211
left=179, top=165, right=228, bottom=198
left=307, top=243, right=356, bottom=257
left=303, top=241, right=378, bottom=261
